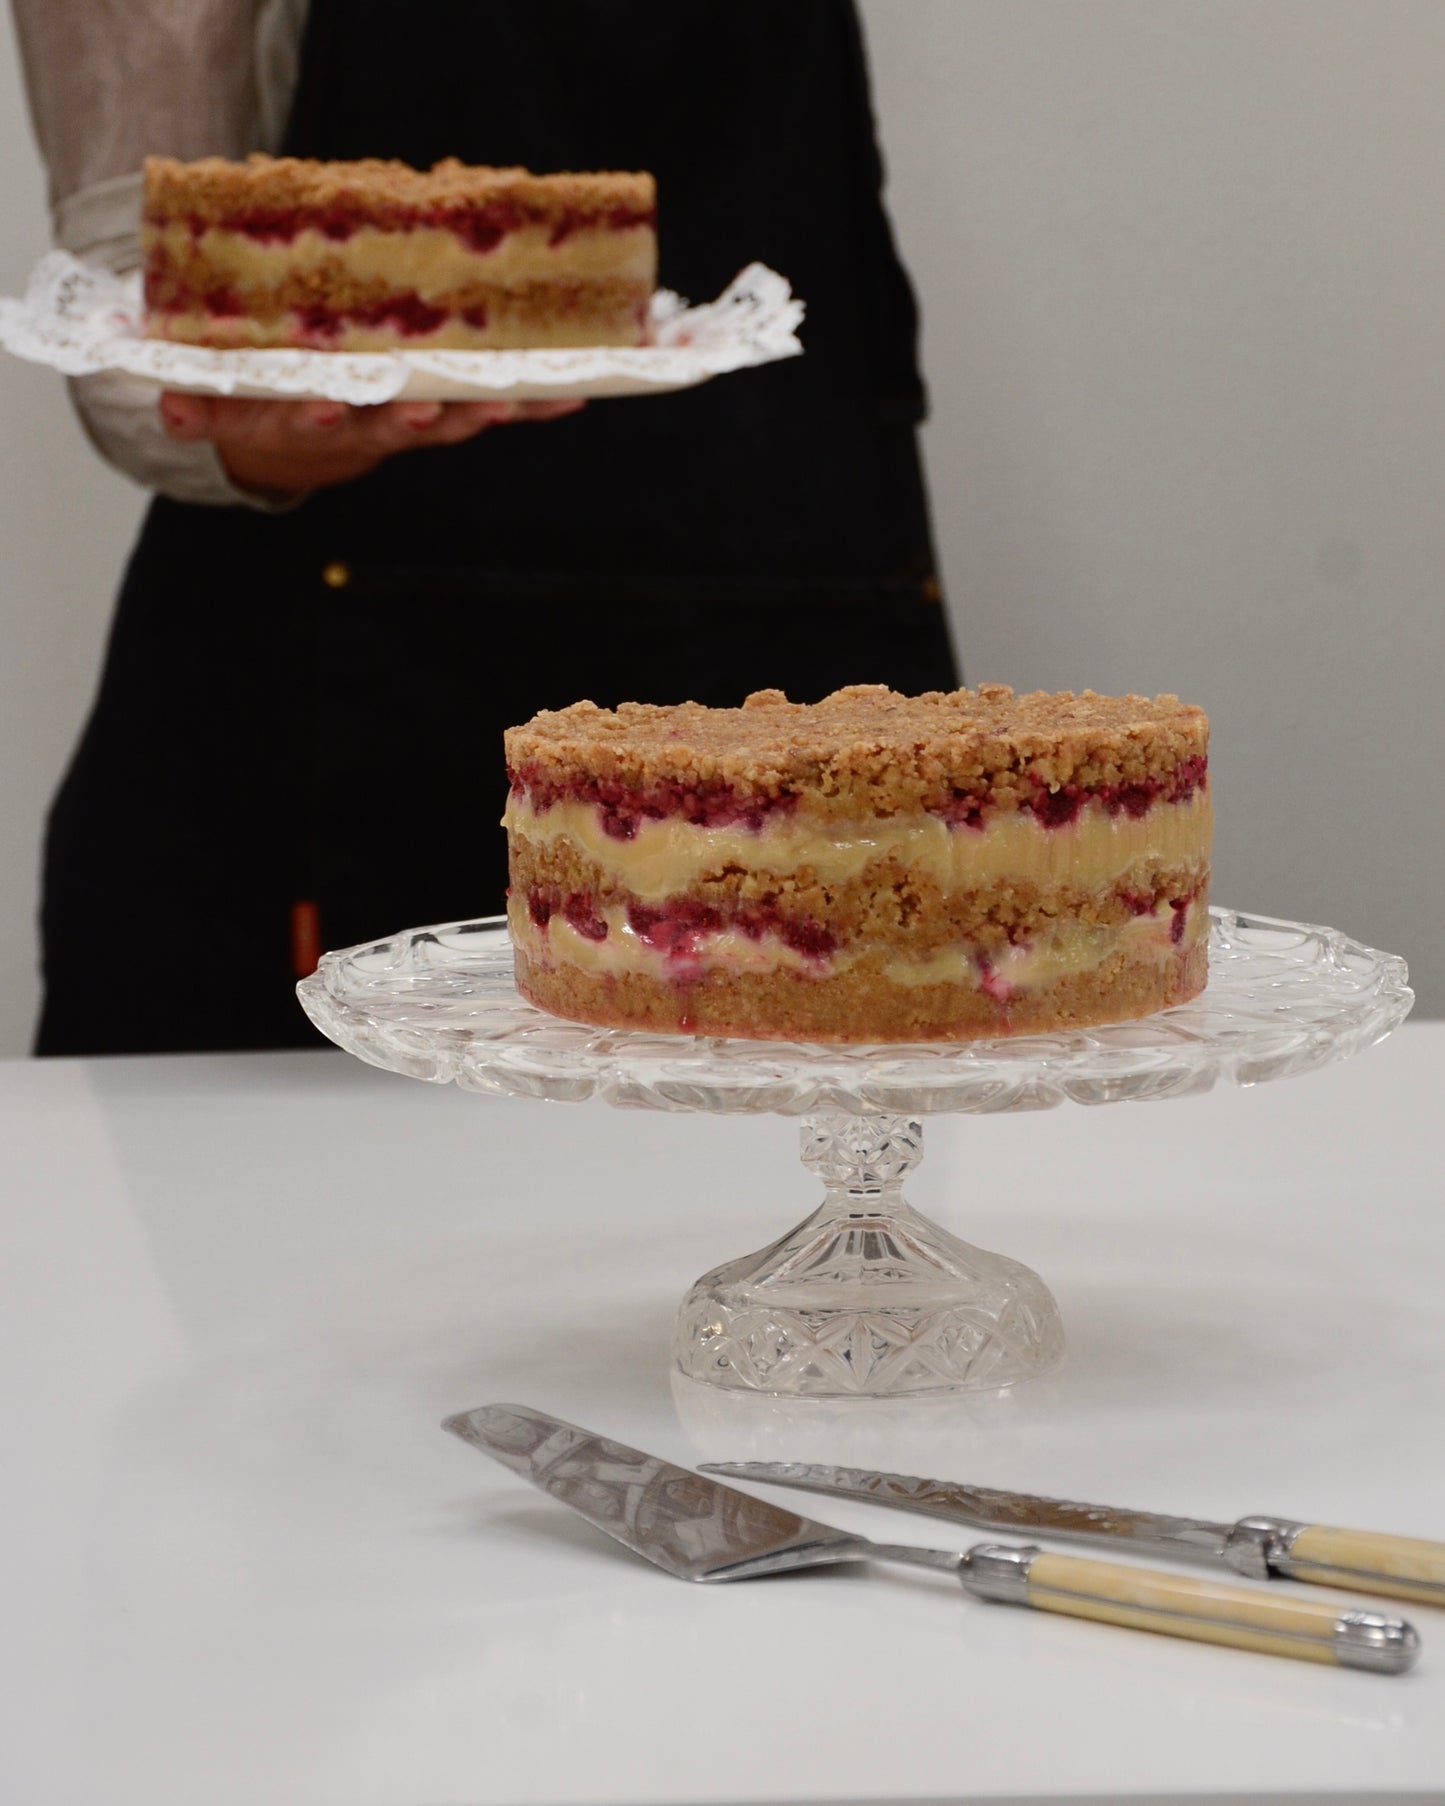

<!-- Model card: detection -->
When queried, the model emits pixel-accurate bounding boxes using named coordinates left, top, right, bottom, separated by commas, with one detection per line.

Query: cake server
left=444, top=1405, right=1418, bottom=1672
left=699, top=1460, right=1445, bottom=1610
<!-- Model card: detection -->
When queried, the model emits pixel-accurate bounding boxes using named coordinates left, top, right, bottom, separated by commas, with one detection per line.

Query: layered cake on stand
left=505, top=684, right=1212, bottom=1043
left=299, top=665, right=1412, bottom=1395
left=142, top=154, right=656, bottom=350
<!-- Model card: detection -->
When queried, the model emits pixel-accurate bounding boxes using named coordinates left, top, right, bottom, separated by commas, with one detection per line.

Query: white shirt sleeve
left=12, top=0, right=307, bottom=509
left=69, top=372, right=258, bottom=510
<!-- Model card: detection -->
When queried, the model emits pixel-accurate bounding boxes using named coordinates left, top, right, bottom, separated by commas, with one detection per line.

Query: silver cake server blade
left=443, top=1403, right=873, bottom=1580
left=442, top=1405, right=1419, bottom=1671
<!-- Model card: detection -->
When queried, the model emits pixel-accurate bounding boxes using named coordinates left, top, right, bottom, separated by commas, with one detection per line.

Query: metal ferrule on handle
left=1224, top=1516, right=1445, bottom=1608
left=959, top=1544, right=1420, bottom=1674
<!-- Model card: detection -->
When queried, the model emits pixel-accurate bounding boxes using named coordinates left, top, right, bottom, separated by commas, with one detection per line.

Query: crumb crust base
left=513, top=940, right=1208, bottom=1044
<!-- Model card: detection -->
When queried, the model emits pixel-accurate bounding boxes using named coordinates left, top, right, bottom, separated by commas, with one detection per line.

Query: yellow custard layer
left=505, top=790, right=1213, bottom=900
left=146, top=220, right=656, bottom=293
left=508, top=894, right=1202, bottom=992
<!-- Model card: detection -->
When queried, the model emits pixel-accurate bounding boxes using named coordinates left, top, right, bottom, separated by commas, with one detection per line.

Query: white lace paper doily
left=0, top=250, right=804, bottom=403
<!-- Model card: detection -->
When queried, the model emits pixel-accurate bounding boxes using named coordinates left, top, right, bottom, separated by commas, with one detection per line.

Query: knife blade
left=698, top=1460, right=1445, bottom=1608
left=444, top=1405, right=1419, bottom=1671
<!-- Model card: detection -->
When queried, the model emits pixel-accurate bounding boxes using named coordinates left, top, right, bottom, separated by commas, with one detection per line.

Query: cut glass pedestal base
left=675, top=1112, right=1064, bottom=1396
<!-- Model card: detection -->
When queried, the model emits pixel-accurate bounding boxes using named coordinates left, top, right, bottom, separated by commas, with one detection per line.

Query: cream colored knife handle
left=1270, top=1523, right=1445, bottom=1607
left=961, top=1544, right=1420, bottom=1673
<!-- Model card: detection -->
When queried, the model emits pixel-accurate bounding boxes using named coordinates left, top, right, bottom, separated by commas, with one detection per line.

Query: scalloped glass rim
left=0, top=252, right=804, bottom=403
left=296, top=908, right=1412, bottom=1115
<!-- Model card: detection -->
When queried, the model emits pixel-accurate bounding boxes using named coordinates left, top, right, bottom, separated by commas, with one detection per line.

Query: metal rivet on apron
left=321, top=561, right=351, bottom=590
left=921, top=575, right=942, bottom=604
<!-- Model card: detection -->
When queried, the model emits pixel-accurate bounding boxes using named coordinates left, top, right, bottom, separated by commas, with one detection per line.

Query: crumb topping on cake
left=144, top=155, right=655, bottom=225
left=506, top=684, right=1209, bottom=820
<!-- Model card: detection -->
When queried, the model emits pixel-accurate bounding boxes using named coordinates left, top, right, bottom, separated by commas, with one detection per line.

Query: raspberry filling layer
left=298, top=294, right=450, bottom=340
left=145, top=287, right=458, bottom=339
left=510, top=756, right=1207, bottom=841
left=509, top=766, right=802, bottom=840
left=147, top=287, right=626, bottom=340
left=932, top=754, right=1207, bottom=828
left=149, top=203, right=657, bottom=250
left=526, top=889, right=838, bottom=963
left=512, top=886, right=1206, bottom=995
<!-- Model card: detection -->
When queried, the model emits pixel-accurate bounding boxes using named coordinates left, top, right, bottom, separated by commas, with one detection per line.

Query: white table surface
left=3, top=1026, right=1443, bottom=1806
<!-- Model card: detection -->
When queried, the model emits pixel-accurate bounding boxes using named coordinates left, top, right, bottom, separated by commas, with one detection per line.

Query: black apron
left=36, top=0, right=957, bottom=1056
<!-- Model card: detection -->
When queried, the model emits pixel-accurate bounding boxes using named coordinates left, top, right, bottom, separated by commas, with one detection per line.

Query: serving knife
left=444, top=1405, right=1418, bottom=1672
left=699, top=1460, right=1445, bottom=1611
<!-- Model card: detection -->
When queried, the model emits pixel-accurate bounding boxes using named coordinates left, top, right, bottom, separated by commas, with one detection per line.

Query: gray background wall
left=0, top=0, right=1440, bottom=1055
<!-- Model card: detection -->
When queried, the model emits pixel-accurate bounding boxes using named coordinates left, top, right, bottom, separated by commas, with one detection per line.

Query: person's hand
left=158, top=393, right=585, bottom=498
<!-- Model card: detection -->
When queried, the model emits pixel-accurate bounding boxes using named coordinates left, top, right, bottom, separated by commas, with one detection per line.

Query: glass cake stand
left=297, top=910, right=1410, bottom=1398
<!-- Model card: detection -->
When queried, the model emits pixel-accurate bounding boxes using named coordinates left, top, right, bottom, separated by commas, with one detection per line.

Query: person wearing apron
left=33, top=0, right=958, bottom=1055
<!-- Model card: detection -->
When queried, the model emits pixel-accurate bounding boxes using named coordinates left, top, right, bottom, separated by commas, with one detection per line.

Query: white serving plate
left=0, top=252, right=803, bottom=403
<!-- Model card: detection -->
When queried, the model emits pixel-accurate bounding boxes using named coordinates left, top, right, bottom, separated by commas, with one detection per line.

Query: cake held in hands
left=504, top=684, right=1212, bottom=1043
left=142, top=154, right=656, bottom=351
